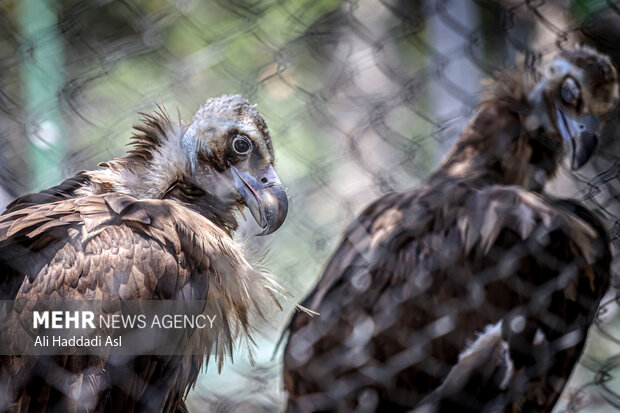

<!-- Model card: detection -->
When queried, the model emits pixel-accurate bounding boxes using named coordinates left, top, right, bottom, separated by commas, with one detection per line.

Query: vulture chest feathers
left=0, top=95, right=288, bottom=413
left=283, top=47, right=618, bottom=412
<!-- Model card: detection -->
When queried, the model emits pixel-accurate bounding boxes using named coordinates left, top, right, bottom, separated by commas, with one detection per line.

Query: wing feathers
left=284, top=181, right=609, bottom=411
left=1, top=191, right=286, bottom=411
left=455, top=187, right=600, bottom=264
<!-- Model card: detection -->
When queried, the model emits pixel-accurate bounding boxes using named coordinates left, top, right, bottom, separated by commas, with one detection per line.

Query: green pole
left=18, top=0, right=65, bottom=190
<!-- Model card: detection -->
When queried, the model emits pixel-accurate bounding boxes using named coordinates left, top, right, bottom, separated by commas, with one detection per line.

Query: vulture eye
left=561, top=77, right=580, bottom=107
left=232, top=135, right=252, bottom=155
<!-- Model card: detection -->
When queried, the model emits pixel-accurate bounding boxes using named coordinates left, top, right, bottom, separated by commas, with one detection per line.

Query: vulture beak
left=229, top=163, right=288, bottom=235
left=554, top=103, right=601, bottom=170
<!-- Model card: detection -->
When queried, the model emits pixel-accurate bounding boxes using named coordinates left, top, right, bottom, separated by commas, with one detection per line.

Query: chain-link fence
left=2, top=0, right=620, bottom=411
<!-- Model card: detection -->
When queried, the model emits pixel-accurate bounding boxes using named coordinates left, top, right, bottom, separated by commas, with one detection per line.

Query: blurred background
left=2, top=0, right=620, bottom=411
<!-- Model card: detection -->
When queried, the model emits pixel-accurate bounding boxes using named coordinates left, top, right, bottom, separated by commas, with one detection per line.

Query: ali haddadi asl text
left=34, top=335, right=121, bottom=348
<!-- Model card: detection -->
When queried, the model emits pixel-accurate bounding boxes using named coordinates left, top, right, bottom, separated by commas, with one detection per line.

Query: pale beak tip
left=256, top=186, right=288, bottom=236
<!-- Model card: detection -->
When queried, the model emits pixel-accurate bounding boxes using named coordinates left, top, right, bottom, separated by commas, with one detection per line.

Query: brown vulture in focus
left=282, top=47, right=619, bottom=412
left=0, top=95, right=289, bottom=412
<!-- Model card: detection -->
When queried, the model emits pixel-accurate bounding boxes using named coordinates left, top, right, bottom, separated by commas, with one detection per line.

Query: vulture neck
left=161, top=174, right=239, bottom=234
left=432, top=78, right=563, bottom=192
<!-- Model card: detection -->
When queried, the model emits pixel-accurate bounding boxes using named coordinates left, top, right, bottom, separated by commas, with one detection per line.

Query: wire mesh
left=1, top=0, right=620, bottom=411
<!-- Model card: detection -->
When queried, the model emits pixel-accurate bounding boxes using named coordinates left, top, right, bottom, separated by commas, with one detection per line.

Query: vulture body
left=283, top=48, right=619, bottom=412
left=0, top=95, right=288, bottom=413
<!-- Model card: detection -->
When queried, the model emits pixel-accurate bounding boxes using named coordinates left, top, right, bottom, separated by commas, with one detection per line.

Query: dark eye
left=232, top=135, right=252, bottom=155
left=561, top=77, right=580, bottom=106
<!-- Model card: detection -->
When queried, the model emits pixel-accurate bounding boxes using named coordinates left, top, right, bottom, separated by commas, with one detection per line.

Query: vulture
left=0, top=95, right=289, bottom=412
left=282, top=47, right=619, bottom=412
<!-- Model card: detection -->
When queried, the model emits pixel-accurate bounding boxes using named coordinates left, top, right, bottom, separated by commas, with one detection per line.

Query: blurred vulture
left=283, top=47, right=619, bottom=412
left=0, top=95, right=289, bottom=413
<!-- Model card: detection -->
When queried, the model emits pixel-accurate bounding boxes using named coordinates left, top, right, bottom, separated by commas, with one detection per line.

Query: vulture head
left=91, top=94, right=288, bottom=235
left=178, top=95, right=288, bottom=235
left=530, top=47, right=619, bottom=170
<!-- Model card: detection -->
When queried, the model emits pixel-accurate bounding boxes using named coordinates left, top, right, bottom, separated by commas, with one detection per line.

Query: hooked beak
left=555, top=103, right=601, bottom=170
left=229, top=163, right=288, bottom=235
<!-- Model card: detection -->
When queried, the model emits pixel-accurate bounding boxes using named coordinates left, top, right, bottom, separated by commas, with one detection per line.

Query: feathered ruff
left=79, top=106, right=189, bottom=200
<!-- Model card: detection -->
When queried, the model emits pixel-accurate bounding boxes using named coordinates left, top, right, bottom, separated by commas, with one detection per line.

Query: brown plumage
left=282, top=47, right=618, bottom=412
left=0, top=95, right=289, bottom=412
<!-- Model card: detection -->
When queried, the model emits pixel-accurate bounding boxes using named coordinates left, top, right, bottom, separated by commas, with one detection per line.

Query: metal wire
left=1, top=0, right=620, bottom=411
